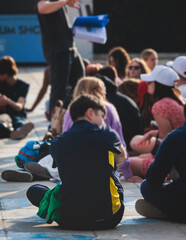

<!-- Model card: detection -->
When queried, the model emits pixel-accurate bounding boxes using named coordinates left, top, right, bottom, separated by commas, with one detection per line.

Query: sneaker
left=1, top=170, right=33, bottom=182
left=135, top=199, right=169, bottom=220
left=24, top=162, right=52, bottom=180
left=10, top=122, right=34, bottom=140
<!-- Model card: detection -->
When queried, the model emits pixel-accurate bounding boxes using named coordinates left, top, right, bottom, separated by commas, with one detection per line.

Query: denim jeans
left=11, top=114, right=26, bottom=129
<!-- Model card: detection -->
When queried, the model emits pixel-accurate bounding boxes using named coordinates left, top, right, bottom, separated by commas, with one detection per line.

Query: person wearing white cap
left=169, top=56, right=186, bottom=99
left=128, top=65, right=186, bottom=178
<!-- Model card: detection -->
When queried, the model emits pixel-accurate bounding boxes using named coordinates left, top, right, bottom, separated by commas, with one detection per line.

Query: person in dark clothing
left=95, top=73, right=144, bottom=151
left=26, top=94, right=125, bottom=230
left=135, top=104, right=186, bottom=223
left=0, top=56, right=34, bottom=139
left=35, top=0, right=85, bottom=117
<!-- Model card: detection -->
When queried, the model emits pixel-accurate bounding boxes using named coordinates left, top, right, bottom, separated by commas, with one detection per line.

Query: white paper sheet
left=73, top=26, right=107, bottom=44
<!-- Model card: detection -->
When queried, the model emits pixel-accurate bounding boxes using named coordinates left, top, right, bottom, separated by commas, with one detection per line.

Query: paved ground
left=1, top=63, right=186, bottom=240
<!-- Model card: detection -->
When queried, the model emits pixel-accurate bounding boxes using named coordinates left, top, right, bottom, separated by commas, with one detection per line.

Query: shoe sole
left=10, top=122, right=34, bottom=140
left=135, top=199, right=168, bottom=220
left=1, top=170, right=33, bottom=182
left=24, top=162, right=51, bottom=180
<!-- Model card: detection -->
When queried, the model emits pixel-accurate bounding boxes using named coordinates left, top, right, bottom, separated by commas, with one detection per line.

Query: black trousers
left=59, top=203, right=124, bottom=230
left=26, top=184, right=124, bottom=230
left=48, top=49, right=85, bottom=118
left=141, top=179, right=186, bottom=223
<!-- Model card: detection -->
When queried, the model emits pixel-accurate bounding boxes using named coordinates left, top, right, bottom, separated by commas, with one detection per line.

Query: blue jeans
left=141, top=179, right=186, bottom=222
left=49, top=49, right=85, bottom=118
left=11, top=114, right=26, bottom=129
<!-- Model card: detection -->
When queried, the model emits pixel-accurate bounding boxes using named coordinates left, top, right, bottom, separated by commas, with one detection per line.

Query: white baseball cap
left=169, top=56, right=186, bottom=78
left=140, top=65, right=179, bottom=87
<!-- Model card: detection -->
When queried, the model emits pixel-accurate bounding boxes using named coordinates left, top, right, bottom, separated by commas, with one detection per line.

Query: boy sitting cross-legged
left=26, top=94, right=127, bottom=230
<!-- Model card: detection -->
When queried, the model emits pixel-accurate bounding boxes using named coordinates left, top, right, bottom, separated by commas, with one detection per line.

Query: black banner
left=0, top=0, right=36, bottom=14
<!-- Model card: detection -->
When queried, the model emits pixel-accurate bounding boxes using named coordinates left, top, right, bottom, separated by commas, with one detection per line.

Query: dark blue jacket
left=50, top=120, right=124, bottom=226
left=147, top=122, right=186, bottom=191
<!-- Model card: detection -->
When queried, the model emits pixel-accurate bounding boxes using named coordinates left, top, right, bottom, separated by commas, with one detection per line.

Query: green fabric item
left=15, top=155, right=23, bottom=168
left=37, top=182, right=63, bottom=224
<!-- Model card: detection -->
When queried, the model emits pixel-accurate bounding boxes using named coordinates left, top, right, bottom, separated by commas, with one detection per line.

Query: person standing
left=34, top=0, right=85, bottom=118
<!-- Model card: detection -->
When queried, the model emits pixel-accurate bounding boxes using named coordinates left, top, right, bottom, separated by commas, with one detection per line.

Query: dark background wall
left=0, top=0, right=36, bottom=14
left=1, top=0, right=185, bottom=54
left=94, top=0, right=186, bottom=53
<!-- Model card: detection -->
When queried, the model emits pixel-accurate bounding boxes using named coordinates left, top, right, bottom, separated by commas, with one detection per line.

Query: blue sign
left=0, top=14, right=45, bottom=63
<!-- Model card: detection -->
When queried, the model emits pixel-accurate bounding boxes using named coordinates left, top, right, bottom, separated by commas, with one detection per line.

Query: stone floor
left=0, top=65, right=186, bottom=240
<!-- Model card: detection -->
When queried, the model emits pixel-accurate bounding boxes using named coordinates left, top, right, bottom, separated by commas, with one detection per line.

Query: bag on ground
left=15, top=140, right=51, bottom=168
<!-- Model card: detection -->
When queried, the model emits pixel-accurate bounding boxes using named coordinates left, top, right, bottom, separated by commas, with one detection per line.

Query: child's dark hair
left=69, top=94, right=106, bottom=122
left=0, top=56, right=18, bottom=76
left=97, top=66, right=117, bottom=82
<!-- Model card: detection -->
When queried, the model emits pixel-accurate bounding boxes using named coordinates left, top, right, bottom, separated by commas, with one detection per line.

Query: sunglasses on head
left=129, top=66, right=140, bottom=70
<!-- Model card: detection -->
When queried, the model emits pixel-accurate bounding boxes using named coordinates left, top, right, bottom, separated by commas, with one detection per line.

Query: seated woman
left=128, top=58, right=151, bottom=79
left=129, top=65, right=185, bottom=178
left=63, top=76, right=142, bottom=183
left=140, top=48, right=158, bottom=71
left=137, top=81, right=157, bottom=133
left=107, top=46, right=131, bottom=82
left=94, top=72, right=144, bottom=152
left=117, top=78, right=141, bottom=105
left=117, top=79, right=156, bottom=134
left=0, top=56, right=34, bottom=139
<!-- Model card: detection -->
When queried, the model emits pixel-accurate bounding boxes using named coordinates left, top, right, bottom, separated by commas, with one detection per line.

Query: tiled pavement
left=0, top=65, right=186, bottom=240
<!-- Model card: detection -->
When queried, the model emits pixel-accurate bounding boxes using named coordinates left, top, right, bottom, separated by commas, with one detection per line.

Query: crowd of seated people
left=1, top=47, right=186, bottom=226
